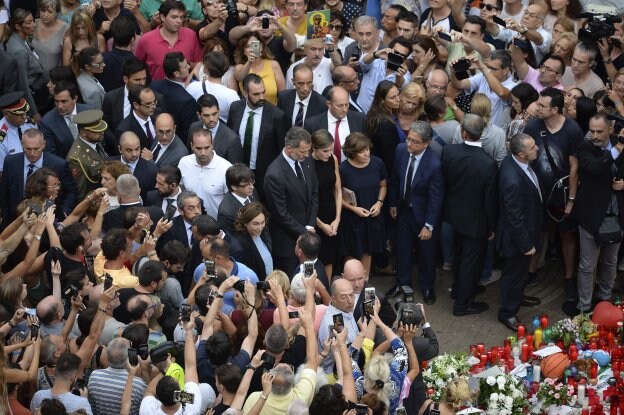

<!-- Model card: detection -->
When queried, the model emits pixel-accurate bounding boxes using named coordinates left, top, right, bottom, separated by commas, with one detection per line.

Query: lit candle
left=533, top=364, right=541, bottom=382
left=517, top=324, right=526, bottom=339
left=521, top=343, right=529, bottom=362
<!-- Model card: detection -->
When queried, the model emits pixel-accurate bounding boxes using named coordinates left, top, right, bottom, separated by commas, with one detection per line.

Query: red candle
left=521, top=343, right=529, bottom=362
left=470, top=344, right=477, bottom=356
left=526, top=334, right=533, bottom=348
left=517, top=324, right=526, bottom=339
left=540, top=313, right=549, bottom=329
left=491, top=347, right=499, bottom=364
left=507, top=358, right=514, bottom=371
left=480, top=354, right=487, bottom=367
left=503, top=344, right=511, bottom=360
left=477, top=343, right=485, bottom=354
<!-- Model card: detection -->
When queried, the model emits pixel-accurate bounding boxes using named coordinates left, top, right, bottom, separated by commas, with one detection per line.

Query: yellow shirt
left=242, top=368, right=316, bottom=414
left=94, top=252, right=138, bottom=289
left=278, top=16, right=307, bottom=36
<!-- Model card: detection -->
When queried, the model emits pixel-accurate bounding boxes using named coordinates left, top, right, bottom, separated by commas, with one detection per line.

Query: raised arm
left=183, top=318, right=199, bottom=383
left=76, top=286, right=115, bottom=374
left=1, top=213, right=47, bottom=281
left=240, top=280, right=259, bottom=357
left=119, top=361, right=139, bottom=415
left=335, top=327, right=357, bottom=402
left=267, top=278, right=289, bottom=329
left=299, top=308, right=318, bottom=370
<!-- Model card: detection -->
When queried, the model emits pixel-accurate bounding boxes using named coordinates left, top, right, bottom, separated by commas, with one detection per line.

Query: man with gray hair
left=102, top=173, right=164, bottom=231
left=388, top=121, right=445, bottom=305
left=442, top=114, right=498, bottom=316
left=264, top=127, right=319, bottom=272
left=87, top=337, right=148, bottom=415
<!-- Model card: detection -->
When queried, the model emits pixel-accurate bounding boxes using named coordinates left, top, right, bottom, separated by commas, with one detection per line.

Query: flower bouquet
left=549, top=318, right=578, bottom=348
left=423, top=353, right=472, bottom=401
left=478, top=374, right=528, bottom=415
left=531, top=378, right=577, bottom=414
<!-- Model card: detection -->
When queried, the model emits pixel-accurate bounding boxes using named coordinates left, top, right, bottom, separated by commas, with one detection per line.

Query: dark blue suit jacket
left=39, top=103, right=94, bottom=159
left=150, top=79, right=198, bottom=144
left=389, top=145, right=445, bottom=227
left=0, top=153, right=77, bottom=225
left=108, top=156, right=158, bottom=200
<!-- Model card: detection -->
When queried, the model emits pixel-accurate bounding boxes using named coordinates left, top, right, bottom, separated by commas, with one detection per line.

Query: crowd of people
left=1, top=0, right=624, bottom=413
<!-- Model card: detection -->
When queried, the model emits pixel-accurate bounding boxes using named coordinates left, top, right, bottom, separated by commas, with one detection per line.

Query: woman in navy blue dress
left=339, top=132, right=387, bottom=278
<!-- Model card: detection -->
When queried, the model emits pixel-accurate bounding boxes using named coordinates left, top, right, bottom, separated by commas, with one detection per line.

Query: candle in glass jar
left=540, top=313, right=549, bottom=329
left=477, top=343, right=485, bottom=354
left=534, top=328, right=543, bottom=349
left=517, top=324, right=526, bottom=339
left=521, top=343, right=529, bottom=362
left=533, top=364, right=541, bottom=382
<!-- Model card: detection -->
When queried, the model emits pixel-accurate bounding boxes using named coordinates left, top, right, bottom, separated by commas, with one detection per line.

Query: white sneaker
left=479, top=269, right=502, bottom=286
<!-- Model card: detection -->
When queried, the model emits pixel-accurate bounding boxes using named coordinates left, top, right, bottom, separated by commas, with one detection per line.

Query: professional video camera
left=393, top=285, right=415, bottom=312
left=577, top=11, right=622, bottom=45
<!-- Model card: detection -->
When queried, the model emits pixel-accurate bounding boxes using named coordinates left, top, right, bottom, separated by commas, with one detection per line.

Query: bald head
left=342, top=259, right=367, bottom=294
left=330, top=278, right=355, bottom=313
left=426, top=69, right=449, bottom=98
left=36, top=295, right=64, bottom=325
left=333, top=65, right=359, bottom=92
left=154, top=113, right=176, bottom=145
left=119, top=132, right=141, bottom=164
left=327, top=86, right=350, bottom=119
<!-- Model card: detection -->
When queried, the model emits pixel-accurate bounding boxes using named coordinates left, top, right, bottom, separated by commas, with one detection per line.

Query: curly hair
left=101, top=160, right=131, bottom=179
left=234, top=202, right=269, bottom=233
left=234, top=33, right=274, bottom=65
left=25, top=167, right=59, bottom=201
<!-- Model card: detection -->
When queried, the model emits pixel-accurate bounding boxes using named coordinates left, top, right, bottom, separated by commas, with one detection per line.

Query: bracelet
left=98, top=307, right=107, bottom=313
left=259, top=393, right=268, bottom=400
left=34, top=234, right=42, bottom=241
left=377, top=199, right=384, bottom=205
left=568, top=196, right=575, bottom=201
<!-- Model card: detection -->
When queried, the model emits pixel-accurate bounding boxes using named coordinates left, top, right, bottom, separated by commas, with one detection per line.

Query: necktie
left=244, top=198, right=251, bottom=205
left=333, top=119, right=342, bottom=161
left=27, top=163, right=36, bottom=179
left=404, top=155, right=416, bottom=201
left=152, top=144, right=162, bottom=161
left=188, top=225, right=193, bottom=246
left=295, top=160, right=305, bottom=184
left=66, top=116, right=78, bottom=139
left=18, top=126, right=22, bottom=140
left=145, top=121, right=154, bottom=143
left=244, top=111, right=254, bottom=165
left=294, top=102, right=305, bottom=127
left=527, top=165, right=542, bottom=202
left=96, top=144, right=107, bottom=158
left=165, top=198, right=176, bottom=218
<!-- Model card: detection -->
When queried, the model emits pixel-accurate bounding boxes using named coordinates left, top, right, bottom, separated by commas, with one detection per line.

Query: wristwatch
left=424, top=224, right=434, bottom=231
left=246, top=364, right=259, bottom=371
left=604, top=57, right=613, bottom=64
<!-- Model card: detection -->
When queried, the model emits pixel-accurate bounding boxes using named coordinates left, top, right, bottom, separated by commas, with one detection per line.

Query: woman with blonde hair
left=552, top=16, right=575, bottom=41
left=234, top=32, right=285, bottom=104
left=551, top=31, right=577, bottom=67
left=397, top=82, right=426, bottom=135
left=62, top=9, right=105, bottom=66
left=419, top=378, right=472, bottom=414
left=452, top=93, right=507, bottom=166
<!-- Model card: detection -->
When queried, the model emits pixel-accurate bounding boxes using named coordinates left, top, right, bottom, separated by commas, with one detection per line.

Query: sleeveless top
left=239, top=59, right=279, bottom=105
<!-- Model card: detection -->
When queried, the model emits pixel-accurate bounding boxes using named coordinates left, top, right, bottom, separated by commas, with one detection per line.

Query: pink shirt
left=135, top=26, right=201, bottom=80
left=274, top=304, right=329, bottom=333
left=522, top=65, right=563, bottom=93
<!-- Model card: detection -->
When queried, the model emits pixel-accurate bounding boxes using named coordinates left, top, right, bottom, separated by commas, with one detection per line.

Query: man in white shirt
left=286, top=38, right=341, bottom=94
left=178, top=129, right=232, bottom=218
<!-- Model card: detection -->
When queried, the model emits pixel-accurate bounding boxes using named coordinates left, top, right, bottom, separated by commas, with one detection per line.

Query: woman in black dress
left=367, top=80, right=402, bottom=180
left=311, top=129, right=342, bottom=279
left=339, top=132, right=387, bottom=278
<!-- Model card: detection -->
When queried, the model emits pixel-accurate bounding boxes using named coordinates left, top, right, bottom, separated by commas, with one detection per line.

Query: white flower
left=490, top=393, right=500, bottom=402
left=497, top=376, right=506, bottom=389
left=487, top=376, right=497, bottom=386
left=505, top=396, right=513, bottom=407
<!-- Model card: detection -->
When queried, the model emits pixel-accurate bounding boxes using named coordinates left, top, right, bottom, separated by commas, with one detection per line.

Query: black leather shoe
left=526, top=272, right=540, bottom=286
left=423, top=289, right=436, bottom=305
left=453, top=301, right=489, bottom=316
left=521, top=295, right=541, bottom=307
left=386, top=286, right=401, bottom=298
left=499, top=316, right=522, bottom=331
left=475, top=285, right=486, bottom=295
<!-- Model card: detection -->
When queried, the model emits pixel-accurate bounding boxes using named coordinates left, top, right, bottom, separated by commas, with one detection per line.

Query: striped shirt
left=88, top=367, right=147, bottom=415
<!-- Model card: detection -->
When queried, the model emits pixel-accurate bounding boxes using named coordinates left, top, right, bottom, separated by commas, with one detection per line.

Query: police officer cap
left=0, top=91, right=30, bottom=114
left=73, top=109, right=108, bottom=132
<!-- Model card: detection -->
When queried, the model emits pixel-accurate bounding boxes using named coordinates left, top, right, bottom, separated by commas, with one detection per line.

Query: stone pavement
left=368, top=259, right=571, bottom=354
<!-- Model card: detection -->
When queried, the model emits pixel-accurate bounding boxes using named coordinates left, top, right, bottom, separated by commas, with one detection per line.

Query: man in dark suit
left=293, top=231, right=330, bottom=290
left=0, top=49, right=17, bottom=97
left=110, top=132, right=158, bottom=200
left=0, top=128, right=77, bottom=225
left=277, top=64, right=327, bottom=127
left=102, top=173, right=164, bottom=232
left=217, top=163, right=257, bottom=234
left=304, top=86, right=366, bottom=163
left=497, top=133, right=543, bottom=331
left=442, top=114, right=498, bottom=316
left=388, top=121, right=445, bottom=305
left=575, top=114, right=624, bottom=314
left=39, top=82, right=93, bottom=159
left=102, top=58, right=167, bottom=154
left=150, top=52, right=198, bottom=145
left=141, top=113, right=188, bottom=168
left=263, top=127, right=319, bottom=273
left=227, top=74, right=288, bottom=193
left=189, top=94, right=242, bottom=164
left=145, top=166, right=183, bottom=219
left=156, top=191, right=203, bottom=251
left=321, top=65, right=364, bottom=113
left=115, top=86, right=160, bottom=150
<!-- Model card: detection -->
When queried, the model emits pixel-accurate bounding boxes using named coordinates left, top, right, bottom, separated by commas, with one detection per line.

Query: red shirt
left=135, top=26, right=201, bottom=80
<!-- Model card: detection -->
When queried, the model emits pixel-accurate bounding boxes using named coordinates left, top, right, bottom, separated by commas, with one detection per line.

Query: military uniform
left=0, top=91, right=37, bottom=171
left=66, top=110, right=109, bottom=200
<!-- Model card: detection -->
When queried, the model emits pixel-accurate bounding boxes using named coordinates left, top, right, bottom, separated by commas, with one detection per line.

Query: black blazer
left=303, top=110, right=366, bottom=135
left=40, top=103, right=94, bottom=159
left=102, top=86, right=167, bottom=154
left=370, top=117, right=401, bottom=177
left=115, top=114, right=158, bottom=150
left=108, top=156, right=158, bottom=200
left=156, top=215, right=193, bottom=251
left=0, top=153, right=77, bottom=225
left=0, top=50, right=18, bottom=96
left=151, top=136, right=189, bottom=168
left=102, top=202, right=164, bottom=232
left=227, top=100, right=288, bottom=191
left=292, top=259, right=329, bottom=290
left=233, top=230, right=272, bottom=280
left=442, top=143, right=498, bottom=239
left=352, top=283, right=396, bottom=327
left=150, top=79, right=198, bottom=144
left=188, top=121, right=243, bottom=164
left=144, top=189, right=164, bottom=210
left=575, top=140, right=624, bottom=234
left=263, top=154, right=318, bottom=257
left=497, top=154, right=544, bottom=258
left=277, top=89, right=327, bottom=126
left=217, top=192, right=244, bottom=234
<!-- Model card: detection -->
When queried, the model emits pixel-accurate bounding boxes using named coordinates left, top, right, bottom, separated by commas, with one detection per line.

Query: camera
left=577, top=11, right=621, bottom=45
left=397, top=303, right=424, bottom=327
left=233, top=280, right=245, bottom=293
left=225, top=0, right=238, bottom=18
left=452, top=58, right=472, bottom=81
left=174, top=390, right=195, bottom=404
left=72, top=379, right=86, bottom=396
left=256, top=281, right=269, bottom=292
left=393, top=285, right=415, bottom=311
left=387, top=52, right=405, bottom=71
left=128, top=343, right=149, bottom=365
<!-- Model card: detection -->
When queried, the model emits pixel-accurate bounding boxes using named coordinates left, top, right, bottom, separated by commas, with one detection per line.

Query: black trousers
left=452, top=233, right=488, bottom=310
left=498, top=253, right=531, bottom=320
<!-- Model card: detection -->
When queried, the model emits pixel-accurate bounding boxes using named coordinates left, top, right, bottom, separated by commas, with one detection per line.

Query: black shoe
left=526, top=272, right=540, bottom=286
left=423, top=289, right=436, bottom=305
left=453, top=301, right=489, bottom=316
left=521, top=295, right=541, bottom=307
left=565, top=280, right=577, bottom=302
left=499, top=316, right=522, bottom=331
left=386, top=286, right=401, bottom=298
left=475, top=285, right=486, bottom=295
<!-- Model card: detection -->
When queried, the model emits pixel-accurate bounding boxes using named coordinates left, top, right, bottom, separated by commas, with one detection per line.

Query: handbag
left=594, top=215, right=622, bottom=246
left=342, top=187, right=357, bottom=207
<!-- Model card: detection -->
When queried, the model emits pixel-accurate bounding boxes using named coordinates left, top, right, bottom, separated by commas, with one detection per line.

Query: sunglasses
left=479, top=3, right=498, bottom=11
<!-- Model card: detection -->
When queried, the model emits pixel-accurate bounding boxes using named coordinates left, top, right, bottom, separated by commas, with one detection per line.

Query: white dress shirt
left=123, top=87, right=131, bottom=118
left=328, top=111, right=350, bottom=162
left=291, top=93, right=312, bottom=126
left=238, top=105, right=263, bottom=169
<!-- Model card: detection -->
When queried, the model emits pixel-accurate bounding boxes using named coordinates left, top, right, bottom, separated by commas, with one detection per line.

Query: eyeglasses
left=140, top=100, right=159, bottom=108
left=522, top=9, right=542, bottom=19
left=329, top=24, right=343, bottom=30
left=428, top=83, right=447, bottom=92
left=156, top=129, right=174, bottom=136
left=47, top=183, right=61, bottom=189
left=485, top=64, right=502, bottom=71
left=237, top=180, right=255, bottom=187
left=341, top=77, right=359, bottom=84
left=479, top=3, right=499, bottom=11
left=538, top=64, right=560, bottom=75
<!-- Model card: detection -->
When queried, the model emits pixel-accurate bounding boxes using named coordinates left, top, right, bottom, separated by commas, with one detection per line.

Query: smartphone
left=325, top=34, right=332, bottom=44
left=262, top=352, right=275, bottom=366
left=29, top=202, right=42, bottom=215
left=328, top=324, right=336, bottom=338
left=288, top=311, right=299, bottom=319
left=72, top=379, right=86, bottom=396
left=179, top=304, right=191, bottom=323
left=204, top=260, right=215, bottom=277
left=103, top=273, right=113, bottom=291
left=355, top=404, right=369, bottom=415
left=350, top=53, right=360, bottom=61
left=165, top=205, right=176, bottom=221
left=364, top=287, right=375, bottom=317
left=63, top=284, right=78, bottom=301
left=30, top=323, right=39, bottom=341
left=492, top=15, right=506, bottom=27
left=304, top=261, right=314, bottom=278
left=438, top=31, right=452, bottom=42
left=262, top=16, right=269, bottom=29
left=250, top=40, right=261, bottom=57
left=387, top=52, right=405, bottom=71
left=173, top=390, right=195, bottom=404
left=332, top=313, right=344, bottom=333
left=128, top=348, right=138, bottom=366
left=44, top=199, right=55, bottom=211
left=84, top=255, right=94, bottom=272
left=452, top=58, right=471, bottom=80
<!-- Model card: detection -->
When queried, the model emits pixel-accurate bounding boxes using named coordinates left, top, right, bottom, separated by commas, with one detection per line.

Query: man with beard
left=227, top=74, right=288, bottom=194
left=145, top=166, right=184, bottom=218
